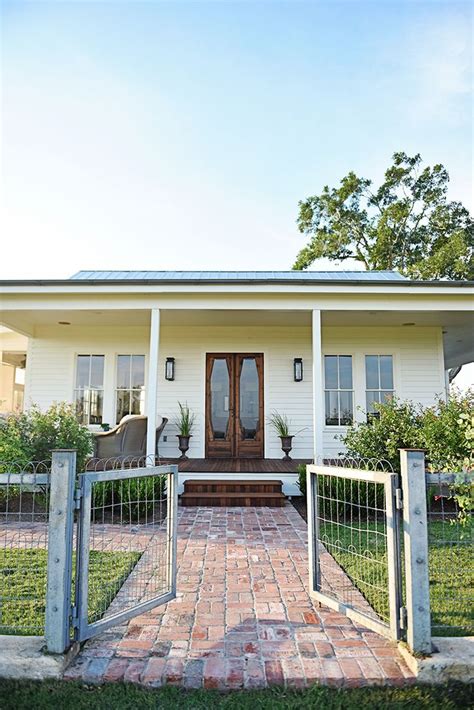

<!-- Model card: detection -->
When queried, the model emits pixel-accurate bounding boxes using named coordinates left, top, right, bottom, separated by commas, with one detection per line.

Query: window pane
left=339, top=356, right=353, bottom=389
left=339, top=391, right=353, bottom=425
left=130, top=389, right=144, bottom=415
left=365, top=355, right=379, bottom=389
left=116, top=390, right=130, bottom=424
left=90, top=355, right=104, bottom=389
left=131, top=355, right=145, bottom=388
left=325, top=390, right=339, bottom=426
left=76, top=355, right=90, bottom=388
left=324, top=356, right=338, bottom=389
left=117, top=355, right=130, bottom=389
left=366, top=390, right=380, bottom=414
left=380, top=356, right=393, bottom=389
left=74, top=390, right=87, bottom=424
left=381, top=390, right=393, bottom=404
left=89, top=390, right=103, bottom=424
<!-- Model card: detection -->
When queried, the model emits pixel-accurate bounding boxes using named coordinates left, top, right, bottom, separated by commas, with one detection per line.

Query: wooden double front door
left=205, top=353, right=264, bottom=459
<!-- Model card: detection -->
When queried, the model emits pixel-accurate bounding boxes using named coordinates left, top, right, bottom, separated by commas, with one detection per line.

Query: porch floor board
left=158, top=458, right=311, bottom=473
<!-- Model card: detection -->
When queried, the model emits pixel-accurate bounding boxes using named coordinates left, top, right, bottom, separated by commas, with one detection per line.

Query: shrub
left=342, top=398, right=423, bottom=472
left=297, top=464, right=307, bottom=496
left=341, top=389, right=474, bottom=473
left=0, top=403, right=93, bottom=472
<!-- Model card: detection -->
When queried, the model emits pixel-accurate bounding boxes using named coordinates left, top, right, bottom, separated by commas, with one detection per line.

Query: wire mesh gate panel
left=0, top=468, right=51, bottom=636
left=307, top=463, right=403, bottom=640
left=74, top=464, right=178, bottom=642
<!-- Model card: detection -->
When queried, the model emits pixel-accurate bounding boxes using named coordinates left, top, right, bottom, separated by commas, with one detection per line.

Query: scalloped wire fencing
left=74, top=459, right=178, bottom=642
left=0, top=461, right=51, bottom=635
left=307, top=458, right=403, bottom=641
left=425, top=471, right=473, bottom=637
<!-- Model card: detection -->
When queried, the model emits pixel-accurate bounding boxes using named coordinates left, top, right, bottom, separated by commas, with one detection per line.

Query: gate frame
left=74, top=463, right=178, bottom=643
left=307, top=463, right=403, bottom=641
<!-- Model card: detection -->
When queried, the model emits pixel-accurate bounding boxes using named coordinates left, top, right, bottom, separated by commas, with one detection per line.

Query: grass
left=0, top=548, right=140, bottom=635
left=320, top=519, right=473, bottom=636
left=0, top=680, right=472, bottom=710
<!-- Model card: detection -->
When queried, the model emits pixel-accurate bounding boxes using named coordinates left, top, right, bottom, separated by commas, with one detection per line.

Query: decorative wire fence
left=0, top=462, right=51, bottom=635
left=425, top=472, right=473, bottom=637
left=79, top=466, right=171, bottom=628
left=312, top=458, right=398, bottom=630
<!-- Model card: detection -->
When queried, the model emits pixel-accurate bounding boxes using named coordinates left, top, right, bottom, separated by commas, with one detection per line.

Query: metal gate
left=74, top=463, right=178, bottom=642
left=307, top=462, right=404, bottom=641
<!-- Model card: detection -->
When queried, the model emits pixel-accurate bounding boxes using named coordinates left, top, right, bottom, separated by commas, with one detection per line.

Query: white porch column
left=146, top=308, right=160, bottom=461
left=312, top=309, right=324, bottom=462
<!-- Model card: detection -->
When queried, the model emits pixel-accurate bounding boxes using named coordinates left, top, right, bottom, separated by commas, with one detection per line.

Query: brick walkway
left=64, top=505, right=414, bottom=688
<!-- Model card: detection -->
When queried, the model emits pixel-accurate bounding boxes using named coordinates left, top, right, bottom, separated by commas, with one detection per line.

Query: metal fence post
left=45, top=449, right=76, bottom=654
left=399, top=449, right=431, bottom=655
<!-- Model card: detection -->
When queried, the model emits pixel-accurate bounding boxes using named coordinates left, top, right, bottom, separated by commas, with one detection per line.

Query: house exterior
left=1, top=270, right=472, bottom=493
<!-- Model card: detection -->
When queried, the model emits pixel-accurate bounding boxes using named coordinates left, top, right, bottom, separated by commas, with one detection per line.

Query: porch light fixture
left=293, top=358, right=303, bottom=382
left=165, top=357, right=175, bottom=381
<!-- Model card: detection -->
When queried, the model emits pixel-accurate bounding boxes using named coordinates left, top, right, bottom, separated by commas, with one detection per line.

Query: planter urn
left=280, top=435, right=294, bottom=460
left=177, top=434, right=192, bottom=460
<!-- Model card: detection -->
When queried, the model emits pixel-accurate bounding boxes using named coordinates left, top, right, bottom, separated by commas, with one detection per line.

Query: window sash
left=365, top=355, right=394, bottom=417
left=74, top=355, right=104, bottom=425
left=115, top=355, right=145, bottom=423
left=324, top=355, right=354, bottom=426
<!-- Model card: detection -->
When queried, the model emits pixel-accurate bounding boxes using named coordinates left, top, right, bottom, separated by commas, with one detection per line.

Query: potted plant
left=174, top=402, right=195, bottom=460
left=269, top=411, right=301, bottom=460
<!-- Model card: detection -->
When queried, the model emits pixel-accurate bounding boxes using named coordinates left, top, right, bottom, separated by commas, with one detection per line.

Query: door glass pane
left=380, top=356, right=393, bottom=389
left=239, top=358, right=259, bottom=440
left=365, top=355, right=379, bottom=389
left=339, top=356, right=353, bottom=389
left=210, top=359, right=230, bottom=439
left=90, top=355, right=105, bottom=389
left=117, top=355, right=130, bottom=389
left=131, top=355, right=145, bottom=388
left=324, top=356, right=338, bottom=389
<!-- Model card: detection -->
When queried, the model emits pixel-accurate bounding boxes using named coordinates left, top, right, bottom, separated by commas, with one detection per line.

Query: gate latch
left=399, top=606, right=407, bottom=630
left=395, top=488, right=403, bottom=510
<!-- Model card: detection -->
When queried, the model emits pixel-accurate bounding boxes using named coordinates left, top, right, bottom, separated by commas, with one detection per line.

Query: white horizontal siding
left=25, top=324, right=445, bottom=460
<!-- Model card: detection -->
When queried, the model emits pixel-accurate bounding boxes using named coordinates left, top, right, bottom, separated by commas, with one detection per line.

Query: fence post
left=45, top=449, right=76, bottom=654
left=399, top=449, right=431, bottom=655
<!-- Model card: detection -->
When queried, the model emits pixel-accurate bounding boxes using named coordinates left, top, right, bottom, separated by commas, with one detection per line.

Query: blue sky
left=1, top=0, right=472, bottom=277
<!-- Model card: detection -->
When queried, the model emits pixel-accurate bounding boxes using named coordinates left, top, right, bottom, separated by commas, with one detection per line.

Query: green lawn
left=0, top=548, right=140, bottom=635
left=0, top=680, right=472, bottom=710
left=320, top=520, right=473, bottom=636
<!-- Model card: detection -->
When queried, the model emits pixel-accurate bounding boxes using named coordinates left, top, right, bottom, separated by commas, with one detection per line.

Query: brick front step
left=181, top=480, right=286, bottom=507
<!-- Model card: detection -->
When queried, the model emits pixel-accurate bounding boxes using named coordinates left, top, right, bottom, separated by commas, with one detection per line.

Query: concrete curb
left=398, top=637, right=474, bottom=684
left=0, top=636, right=80, bottom=680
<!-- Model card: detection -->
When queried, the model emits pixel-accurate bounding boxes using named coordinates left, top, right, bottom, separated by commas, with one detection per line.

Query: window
left=365, top=355, right=394, bottom=418
left=115, top=355, right=145, bottom=423
left=74, top=355, right=104, bottom=425
left=324, top=355, right=353, bottom=426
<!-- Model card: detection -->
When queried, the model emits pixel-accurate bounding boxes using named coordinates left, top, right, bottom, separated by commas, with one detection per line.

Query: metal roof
left=70, top=270, right=407, bottom=282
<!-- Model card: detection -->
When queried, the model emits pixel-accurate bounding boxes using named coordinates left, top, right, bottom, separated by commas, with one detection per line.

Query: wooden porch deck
left=158, top=458, right=311, bottom=473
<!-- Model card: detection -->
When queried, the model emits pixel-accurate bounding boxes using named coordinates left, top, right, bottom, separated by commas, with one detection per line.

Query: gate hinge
left=395, top=488, right=403, bottom=510
left=74, top=487, right=83, bottom=510
left=71, top=604, right=79, bottom=629
left=399, top=606, right=407, bottom=630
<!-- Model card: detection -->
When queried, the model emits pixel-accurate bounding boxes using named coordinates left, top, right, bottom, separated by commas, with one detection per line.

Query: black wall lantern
left=293, top=357, right=303, bottom=382
left=165, top=357, right=175, bottom=381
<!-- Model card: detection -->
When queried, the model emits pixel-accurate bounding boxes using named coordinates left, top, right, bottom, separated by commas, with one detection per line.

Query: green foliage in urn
left=173, top=402, right=195, bottom=436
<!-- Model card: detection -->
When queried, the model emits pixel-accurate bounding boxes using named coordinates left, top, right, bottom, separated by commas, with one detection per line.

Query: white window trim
left=323, top=354, right=355, bottom=428
left=73, top=353, right=106, bottom=428
left=114, top=353, right=147, bottom=424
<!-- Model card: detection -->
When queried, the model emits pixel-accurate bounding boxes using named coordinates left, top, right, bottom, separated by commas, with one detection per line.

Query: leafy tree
left=293, top=152, right=474, bottom=279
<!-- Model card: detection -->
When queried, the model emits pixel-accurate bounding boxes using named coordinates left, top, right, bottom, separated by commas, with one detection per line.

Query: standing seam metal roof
left=70, top=270, right=407, bottom=282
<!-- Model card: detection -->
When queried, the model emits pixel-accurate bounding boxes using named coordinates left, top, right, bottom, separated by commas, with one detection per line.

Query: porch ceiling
left=1, top=308, right=472, bottom=369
